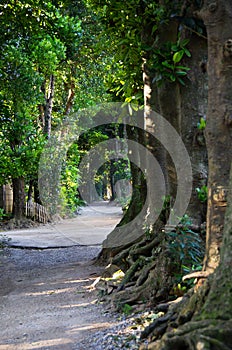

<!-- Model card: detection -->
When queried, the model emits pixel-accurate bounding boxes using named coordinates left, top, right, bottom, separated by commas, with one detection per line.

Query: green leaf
left=176, top=70, right=188, bottom=76
left=176, top=65, right=191, bottom=70
left=184, top=48, right=191, bottom=57
left=170, top=74, right=176, bottom=82
left=171, top=44, right=178, bottom=51
left=177, top=77, right=185, bottom=86
left=180, top=38, right=190, bottom=47
left=173, top=50, right=184, bottom=63
left=162, top=61, right=174, bottom=69
left=152, top=24, right=158, bottom=35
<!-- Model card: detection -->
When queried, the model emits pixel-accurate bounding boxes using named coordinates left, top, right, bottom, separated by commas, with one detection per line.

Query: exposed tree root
left=128, top=233, right=163, bottom=261
left=117, top=257, right=145, bottom=291
left=109, top=233, right=163, bottom=270
left=140, top=259, right=232, bottom=349
left=96, top=226, right=204, bottom=312
left=108, top=249, right=176, bottom=310
left=138, top=276, right=210, bottom=343
left=182, top=271, right=210, bottom=281
left=96, top=221, right=206, bottom=338
left=140, top=320, right=232, bottom=350
left=136, top=258, right=157, bottom=287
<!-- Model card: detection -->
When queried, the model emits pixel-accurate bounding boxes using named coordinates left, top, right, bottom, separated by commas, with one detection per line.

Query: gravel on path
left=0, top=247, right=149, bottom=350
left=0, top=246, right=116, bottom=350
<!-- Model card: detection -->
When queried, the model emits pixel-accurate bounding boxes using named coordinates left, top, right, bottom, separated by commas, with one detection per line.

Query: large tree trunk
left=199, top=1, right=232, bottom=273
left=97, top=6, right=207, bottom=308
left=156, top=21, right=180, bottom=205
left=140, top=2, right=232, bottom=348
left=147, top=169, right=232, bottom=350
left=12, top=177, right=25, bottom=220
left=180, top=31, right=208, bottom=226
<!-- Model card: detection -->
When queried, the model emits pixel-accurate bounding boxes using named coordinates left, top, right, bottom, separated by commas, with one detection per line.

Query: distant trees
left=0, top=0, right=108, bottom=220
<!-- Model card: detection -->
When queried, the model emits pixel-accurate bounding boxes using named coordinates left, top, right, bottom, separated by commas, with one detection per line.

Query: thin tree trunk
left=12, top=177, right=25, bottom=220
left=27, top=179, right=41, bottom=204
left=33, top=180, right=41, bottom=204
left=109, top=160, right=116, bottom=201
left=44, top=74, right=55, bottom=138
left=27, top=180, right=33, bottom=202
left=64, top=81, right=75, bottom=115
left=38, top=80, right=46, bottom=128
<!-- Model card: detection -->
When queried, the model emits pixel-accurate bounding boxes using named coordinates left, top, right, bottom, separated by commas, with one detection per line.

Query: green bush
left=167, top=215, right=204, bottom=289
left=0, top=208, right=6, bottom=221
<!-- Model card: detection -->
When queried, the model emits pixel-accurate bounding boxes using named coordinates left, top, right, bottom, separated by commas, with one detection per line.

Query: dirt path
left=2, top=202, right=123, bottom=248
left=0, top=203, right=122, bottom=350
left=0, top=247, right=118, bottom=350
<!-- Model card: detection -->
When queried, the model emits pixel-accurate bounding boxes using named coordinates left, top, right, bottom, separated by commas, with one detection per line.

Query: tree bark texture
left=199, top=1, right=232, bottom=273
left=147, top=167, right=232, bottom=350
left=180, top=31, right=208, bottom=226
left=156, top=21, right=181, bottom=204
left=12, top=177, right=25, bottom=220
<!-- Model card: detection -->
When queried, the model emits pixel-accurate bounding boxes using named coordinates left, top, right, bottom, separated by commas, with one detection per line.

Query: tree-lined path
left=1, top=1, right=232, bottom=348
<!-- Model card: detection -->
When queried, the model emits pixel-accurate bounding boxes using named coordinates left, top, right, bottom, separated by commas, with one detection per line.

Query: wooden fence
left=25, top=202, right=49, bottom=223
left=0, top=184, right=13, bottom=213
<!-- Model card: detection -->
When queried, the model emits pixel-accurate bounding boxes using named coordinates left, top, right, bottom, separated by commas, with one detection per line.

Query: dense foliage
left=0, top=0, right=111, bottom=215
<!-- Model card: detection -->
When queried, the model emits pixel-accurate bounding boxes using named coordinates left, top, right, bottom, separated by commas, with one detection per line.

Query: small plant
left=171, top=283, right=188, bottom=297
left=196, top=185, right=208, bottom=203
left=167, top=214, right=205, bottom=289
left=172, top=263, right=203, bottom=296
left=0, top=208, right=6, bottom=221
left=197, top=117, right=206, bottom=130
left=143, top=223, right=154, bottom=240
left=152, top=35, right=191, bottom=86
left=121, top=303, right=133, bottom=316
left=182, top=263, right=203, bottom=274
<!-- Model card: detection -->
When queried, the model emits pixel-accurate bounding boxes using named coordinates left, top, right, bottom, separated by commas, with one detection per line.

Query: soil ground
left=0, top=203, right=122, bottom=350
